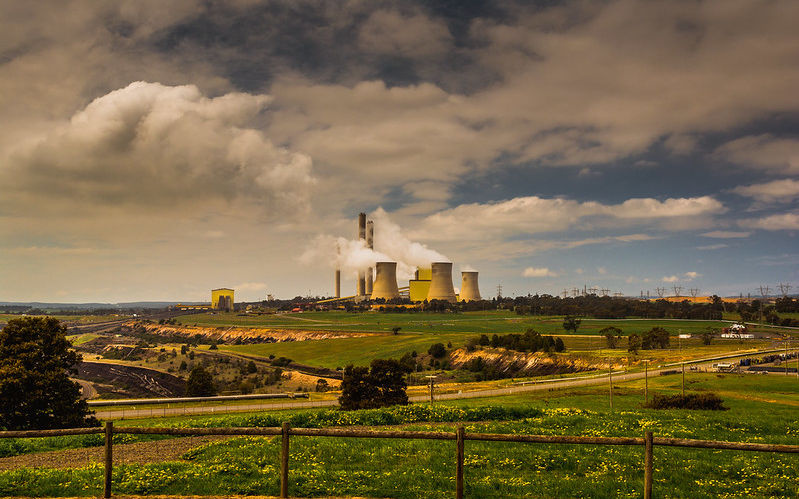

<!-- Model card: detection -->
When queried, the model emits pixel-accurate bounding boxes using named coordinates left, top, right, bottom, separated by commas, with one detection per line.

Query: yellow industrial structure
left=409, top=267, right=432, bottom=302
left=212, top=288, right=234, bottom=311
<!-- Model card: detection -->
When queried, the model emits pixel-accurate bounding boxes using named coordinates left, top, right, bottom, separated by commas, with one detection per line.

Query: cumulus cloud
left=731, top=179, right=799, bottom=204
left=740, top=213, right=799, bottom=231
left=2, top=82, right=316, bottom=217
left=663, top=271, right=701, bottom=283
left=715, top=135, right=799, bottom=174
left=523, top=267, right=557, bottom=278
left=413, top=195, right=725, bottom=241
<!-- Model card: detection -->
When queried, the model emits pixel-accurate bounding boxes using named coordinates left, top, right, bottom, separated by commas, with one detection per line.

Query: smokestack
left=357, top=212, right=366, bottom=295
left=366, top=220, right=374, bottom=295
left=335, top=241, right=341, bottom=298
left=460, top=271, right=481, bottom=302
left=426, top=262, right=457, bottom=303
left=371, top=262, right=400, bottom=300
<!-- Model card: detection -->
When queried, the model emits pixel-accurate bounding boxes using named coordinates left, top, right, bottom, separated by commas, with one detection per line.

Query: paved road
left=95, top=347, right=784, bottom=420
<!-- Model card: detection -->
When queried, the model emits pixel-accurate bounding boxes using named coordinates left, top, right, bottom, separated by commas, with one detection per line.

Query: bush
left=644, top=393, right=728, bottom=411
left=428, top=343, right=447, bottom=358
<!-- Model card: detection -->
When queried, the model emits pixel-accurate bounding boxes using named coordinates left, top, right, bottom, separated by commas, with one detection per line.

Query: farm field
left=1, top=373, right=798, bottom=497
left=178, top=310, right=748, bottom=335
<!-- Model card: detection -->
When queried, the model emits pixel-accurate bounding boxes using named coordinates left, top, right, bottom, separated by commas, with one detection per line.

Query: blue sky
left=0, top=0, right=797, bottom=302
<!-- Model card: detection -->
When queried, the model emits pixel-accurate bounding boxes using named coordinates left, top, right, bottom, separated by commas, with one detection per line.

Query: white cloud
left=684, top=271, right=701, bottom=281
left=523, top=267, right=557, bottom=278
left=740, top=213, right=799, bottom=231
left=2, top=82, right=316, bottom=217
left=663, top=271, right=701, bottom=283
left=701, top=231, right=751, bottom=239
left=697, top=244, right=727, bottom=250
left=662, top=275, right=679, bottom=283
left=715, top=135, right=799, bottom=174
left=413, top=195, right=724, bottom=241
left=731, top=179, right=799, bottom=204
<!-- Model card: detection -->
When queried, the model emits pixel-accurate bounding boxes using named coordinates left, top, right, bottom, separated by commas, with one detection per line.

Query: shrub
left=428, top=343, right=447, bottom=358
left=644, top=393, right=728, bottom=411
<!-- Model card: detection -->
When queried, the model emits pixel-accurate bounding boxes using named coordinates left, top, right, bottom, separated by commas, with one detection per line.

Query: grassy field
left=1, top=373, right=798, bottom=497
left=178, top=310, right=754, bottom=335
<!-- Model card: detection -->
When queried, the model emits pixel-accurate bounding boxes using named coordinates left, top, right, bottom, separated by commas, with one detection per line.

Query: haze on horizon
left=0, top=0, right=797, bottom=303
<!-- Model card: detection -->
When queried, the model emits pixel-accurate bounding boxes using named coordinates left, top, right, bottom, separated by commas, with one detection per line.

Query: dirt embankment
left=76, top=361, right=186, bottom=398
left=125, top=321, right=371, bottom=344
left=449, top=348, right=604, bottom=376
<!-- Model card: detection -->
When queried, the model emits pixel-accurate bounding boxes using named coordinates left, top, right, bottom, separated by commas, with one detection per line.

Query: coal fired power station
left=339, top=213, right=481, bottom=303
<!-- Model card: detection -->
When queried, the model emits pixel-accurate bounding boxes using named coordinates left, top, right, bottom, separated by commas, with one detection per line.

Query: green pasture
left=180, top=310, right=754, bottom=336
left=66, top=333, right=99, bottom=346
left=3, top=373, right=798, bottom=498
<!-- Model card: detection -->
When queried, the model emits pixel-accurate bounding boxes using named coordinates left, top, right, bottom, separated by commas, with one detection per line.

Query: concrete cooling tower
left=371, top=262, right=400, bottom=300
left=426, top=262, right=457, bottom=303
left=460, top=271, right=481, bottom=302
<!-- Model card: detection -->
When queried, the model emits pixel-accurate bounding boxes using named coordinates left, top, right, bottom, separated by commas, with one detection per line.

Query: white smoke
left=301, top=208, right=449, bottom=280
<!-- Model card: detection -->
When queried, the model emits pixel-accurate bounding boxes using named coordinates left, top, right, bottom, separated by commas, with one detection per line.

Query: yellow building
left=212, top=288, right=234, bottom=311
left=409, top=267, right=432, bottom=302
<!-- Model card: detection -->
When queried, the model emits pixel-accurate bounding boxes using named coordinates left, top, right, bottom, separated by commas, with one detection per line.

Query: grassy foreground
left=1, top=373, right=798, bottom=497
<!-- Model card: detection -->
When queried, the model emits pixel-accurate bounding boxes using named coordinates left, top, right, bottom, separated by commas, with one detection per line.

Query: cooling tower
left=371, top=262, right=400, bottom=300
left=426, top=262, right=457, bottom=303
left=366, top=220, right=374, bottom=295
left=460, top=271, right=481, bottom=302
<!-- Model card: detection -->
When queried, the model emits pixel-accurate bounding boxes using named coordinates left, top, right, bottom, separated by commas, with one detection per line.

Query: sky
left=1, top=0, right=798, bottom=303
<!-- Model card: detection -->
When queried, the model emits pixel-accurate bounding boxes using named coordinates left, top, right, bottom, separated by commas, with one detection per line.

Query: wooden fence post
left=456, top=425, right=465, bottom=499
left=281, top=422, right=290, bottom=498
left=104, top=421, right=113, bottom=499
left=644, top=431, right=653, bottom=499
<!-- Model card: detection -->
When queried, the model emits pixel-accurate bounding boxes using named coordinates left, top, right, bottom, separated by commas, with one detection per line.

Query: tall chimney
left=371, top=262, right=400, bottom=300
left=366, top=220, right=374, bottom=295
left=426, top=262, right=457, bottom=303
left=357, top=212, right=366, bottom=296
left=460, top=271, right=481, bottom=302
left=335, top=242, right=341, bottom=298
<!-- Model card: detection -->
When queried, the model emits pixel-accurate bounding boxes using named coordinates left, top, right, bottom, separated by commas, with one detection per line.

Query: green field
left=2, top=373, right=798, bottom=497
left=179, top=311, right=748, bottom=336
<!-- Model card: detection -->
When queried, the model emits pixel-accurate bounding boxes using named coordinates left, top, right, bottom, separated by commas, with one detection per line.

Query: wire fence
left=2, top=422, right=798, bottom=498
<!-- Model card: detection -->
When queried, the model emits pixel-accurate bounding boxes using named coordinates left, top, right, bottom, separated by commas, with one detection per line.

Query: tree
left=0, top=317, right=98, bottom=430
left=562, top=316, right=581, bottom=333
left=701, top=327, right=716, bottom=346
left=186, top=364, right=216, bottom=397
left=246, top=360, right=258, bottom=374
left=641, top=327, right=670, bottom=349
left=428, top=342, right=447, bottom=358
left=627, top=333, right=642, bottom=354
left=339, top=358, right=412, bottom=410
left=600, top=327, right=623, bottom=349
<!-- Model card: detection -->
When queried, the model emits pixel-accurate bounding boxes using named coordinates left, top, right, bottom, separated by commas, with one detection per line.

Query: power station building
left=212, top=288, right=234, bottom=311
left=340, top=213, right=483, bottom=304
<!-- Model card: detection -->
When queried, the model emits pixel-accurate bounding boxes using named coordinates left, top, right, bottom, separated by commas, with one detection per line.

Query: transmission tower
left=778, top=283, right=793, bottom=297
left=656, top=287, right=666, bottom=298
left=672, top=285, right=683, bottom=297
left=689, top=288, right=699, bottom=298
left=561, top=289, right=569, bottom=299
left=496, top=284, right=503, bottom=299
left=759, top=285, right=771, bottom=299
left=589, top=287, right=598, bottom=295
left=600, top=288, right=610, bottom=297
left=571, top=288, right=580, bottom=297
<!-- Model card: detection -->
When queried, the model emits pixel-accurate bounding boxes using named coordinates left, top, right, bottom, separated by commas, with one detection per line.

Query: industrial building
left=212, top=288, right=234, bottom=311
left=333, top=213, right=483, bottom=304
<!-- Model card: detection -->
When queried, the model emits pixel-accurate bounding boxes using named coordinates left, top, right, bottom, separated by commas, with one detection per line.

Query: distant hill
left=0, top=301, right=204, bottom=310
